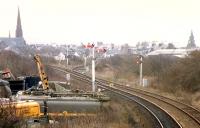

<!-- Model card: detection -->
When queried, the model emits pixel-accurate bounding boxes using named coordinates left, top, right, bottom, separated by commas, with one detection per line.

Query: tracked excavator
left=0, top=68, right=40, bottom=119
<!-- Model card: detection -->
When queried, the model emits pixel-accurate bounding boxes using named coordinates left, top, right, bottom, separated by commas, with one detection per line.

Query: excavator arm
left=34, top=54, right=49, bottom=90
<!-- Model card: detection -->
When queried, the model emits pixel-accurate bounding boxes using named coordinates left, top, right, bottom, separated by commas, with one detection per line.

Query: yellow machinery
left=0, top=55, right=45, bottom=120
left=34, top=54, right=49, bottom=90
left=15, top=100, right=40, bottom=118
left=1, top=99, right=40, bottom=118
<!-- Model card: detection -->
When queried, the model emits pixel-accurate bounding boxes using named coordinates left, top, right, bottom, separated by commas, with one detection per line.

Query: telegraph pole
left=92, top=46, right=95, bottom=92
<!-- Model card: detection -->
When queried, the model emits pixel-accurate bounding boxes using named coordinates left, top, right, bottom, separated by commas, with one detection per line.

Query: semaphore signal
left=136, top=55, right=143, bottom=64
left=82, top=43, right=94, bottom=48
left=95, top=47, right=107, bottom=53
left=82, top=43, right=107, bottom=92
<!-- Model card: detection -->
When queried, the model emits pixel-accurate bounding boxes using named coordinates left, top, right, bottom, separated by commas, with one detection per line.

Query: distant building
left=147, top=48, right=199, bottom=58
left=121, top=43, right=129, bottom=54
left=55, top=52, right=65, bottom=61
left=127, top=47, right=138, bottom=55
left=111, top=43, right=114, bottom=49
left=97, top=42, right=103, bottom=47
left=0, top=7, right=26, bottom=47
left=187, top=31, right=196, bottom=49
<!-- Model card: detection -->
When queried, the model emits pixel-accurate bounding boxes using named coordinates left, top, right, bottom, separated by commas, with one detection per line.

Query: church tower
left=15, top=7, right=23, bottom=38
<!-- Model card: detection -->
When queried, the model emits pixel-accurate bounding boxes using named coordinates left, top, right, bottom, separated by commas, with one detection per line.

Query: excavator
left=0, top=58, right=42, bottom=120
left=6, top=55, right=50, bottom=120
left=17, top=54, right=51, bottom=95
left=0, top=68, right=40, bottom=119
left=0, top=55, right=54, bottom=121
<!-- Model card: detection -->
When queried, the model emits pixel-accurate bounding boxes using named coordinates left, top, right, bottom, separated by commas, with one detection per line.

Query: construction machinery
left=1, top=99, right=40, bottom=118
left=14, top=54, right=51, bottom=95
left=0, top=67, right=41, bottom=94
left=0, top=79, right=41, bottom=121
left=33, top=54, right=49, bottom=90
left=16, top=54, right=109, bottom=115
left=0, top=54, right=109, bottom=126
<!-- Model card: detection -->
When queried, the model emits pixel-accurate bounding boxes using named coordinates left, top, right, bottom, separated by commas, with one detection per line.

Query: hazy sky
left=0, top=0, right=200, bottom=47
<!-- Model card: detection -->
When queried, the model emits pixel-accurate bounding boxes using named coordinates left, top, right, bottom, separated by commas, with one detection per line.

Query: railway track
left=96, top=78, right=200, bottom=128
left=64, top=65, right=200, bottom=127
left=48, top=65, right=185, bottom=128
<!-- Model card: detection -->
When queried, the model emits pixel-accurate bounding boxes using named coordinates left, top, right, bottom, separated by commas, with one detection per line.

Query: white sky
left=0, top=0, right=200, bottom=47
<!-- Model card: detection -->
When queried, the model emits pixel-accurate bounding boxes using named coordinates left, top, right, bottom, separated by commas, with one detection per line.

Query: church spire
left=187, top=30, right=196, bottom=49
left=15, top=7, right=23, bottom=38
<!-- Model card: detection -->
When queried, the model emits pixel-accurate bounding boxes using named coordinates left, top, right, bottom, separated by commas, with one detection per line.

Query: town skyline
left=0, top=0, right=200, bottom=47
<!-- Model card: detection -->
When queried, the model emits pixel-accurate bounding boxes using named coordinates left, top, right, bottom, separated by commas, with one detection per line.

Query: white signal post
left=139, top=56, right=143, bottom=86
left=83, top=43, right=96, bottom=92
left=83, top=43, right=106, bottom=92
left=92, top=46, right=95, bottom=92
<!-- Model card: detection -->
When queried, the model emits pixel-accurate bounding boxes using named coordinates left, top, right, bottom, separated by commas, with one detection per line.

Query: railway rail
left=64, top=65, right=200, bottom=127
left=48, top=65, right=185, bottom=128
left=97, top=78, right=200, bottom=128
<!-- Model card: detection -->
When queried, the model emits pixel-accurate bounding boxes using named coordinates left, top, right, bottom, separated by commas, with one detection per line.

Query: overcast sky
left=0, top=0, right=200, bottom=47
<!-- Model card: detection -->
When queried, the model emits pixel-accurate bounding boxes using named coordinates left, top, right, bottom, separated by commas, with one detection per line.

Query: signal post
left=137, top=55, right=143, bottom=86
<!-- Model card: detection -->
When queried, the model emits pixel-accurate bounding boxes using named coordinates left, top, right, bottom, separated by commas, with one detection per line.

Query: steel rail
left=95, top=78, right=200, bottom=127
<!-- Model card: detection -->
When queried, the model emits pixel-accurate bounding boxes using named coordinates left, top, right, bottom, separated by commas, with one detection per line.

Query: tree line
left=97, top=51, right=200, bottom=92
